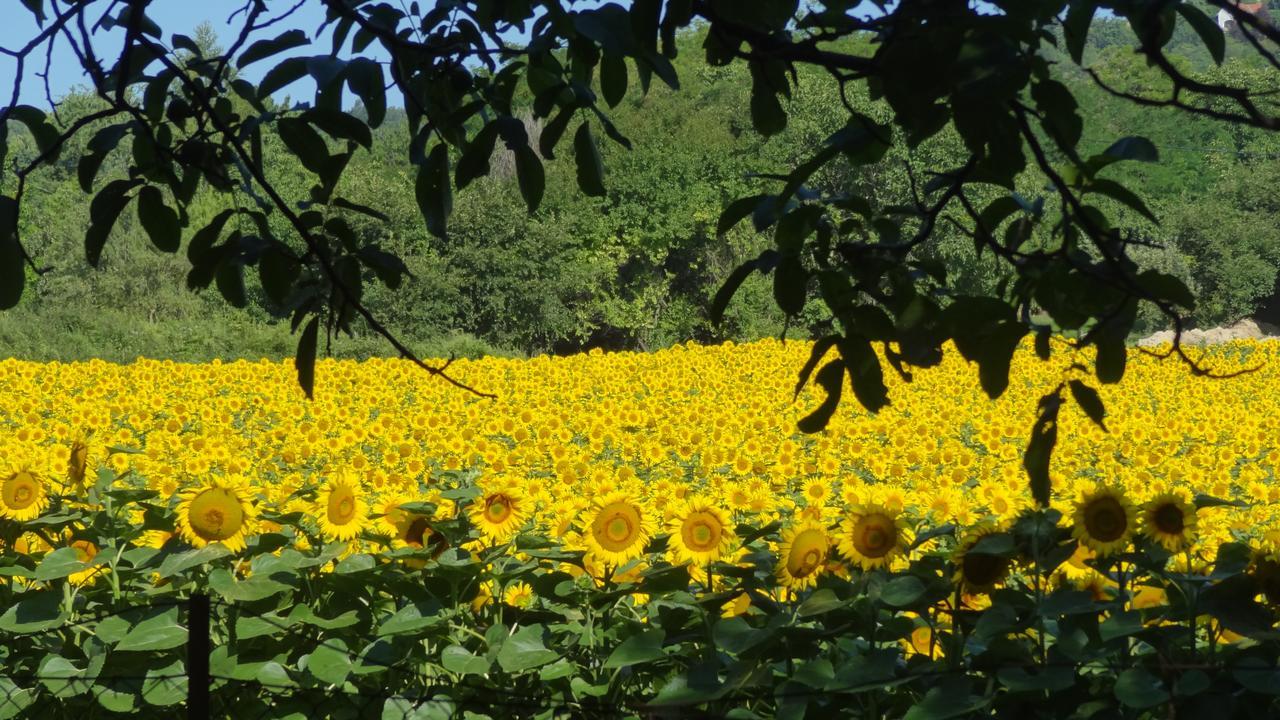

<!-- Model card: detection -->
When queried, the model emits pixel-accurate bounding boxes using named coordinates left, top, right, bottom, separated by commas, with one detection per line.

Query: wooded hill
left=3, top=15, right=1280, bottom=362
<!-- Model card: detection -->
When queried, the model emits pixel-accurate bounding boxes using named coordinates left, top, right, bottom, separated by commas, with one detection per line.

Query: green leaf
left=1063, top=1, right=1097, bottom=64
left=142, top=660, right=186, bottom=706
left=496, top=625, right=559, bottom=673
left=116, top=607, right=186, bottom=652
left=603, top=629, right=666, bottom=669
left=259, top=244, right=300, bottom=304
left=1031, top=79, right=1082, bottom=149
left=77, top=152, right=108, bottom=193
left=1095, top=334, right=1126, bottom=384
left=601, top=53, right=628, bottom=108
left=997, top=666, right=1075, bottom=693
left=1088, top=178, right=1156, bottom=223
left=749, top=64, right=786, bottom=137
left=302, top=108, right=373, bottom=150
left=772, top=255, right=808, bottom=316
left=258, top=57, right=308, bottom=97
left=0, top=590, right=67, bottom=633
left=904, top=676, right=985, bottom=720
left=136, top=186, right=181, bottom=252
left=1114, top=668, right=1169, bottom=709
left=1099, top=609, right=1144, bottom=642
left=1177, top=4, right=1225, bottom=65
left=880, top=576, right=925, bottom=608
left=710, top=251, right=775, bottom=326
left=1136, top=269, right=1195, bottom=309
left=7, top=105, right=59, bottom=160
left=441, top=646, right=490, bottom=676
left=416, top=143, right=452, bottom=238
left=0, top=677, right=35, bottom=719
left=455, top=121, right=500, bottom=190
left=38, top=656, right=85, bottom=698
left=514, top=145, right=545, bottom=213
left=0, top=197, right=24, bottom=310
left=85, top=179, right=142, bottom=267
left=237, top=29, right=309, bottom=69
left=377, top=600, right=443, bottom=637
left=295, top=316, right=319, bottom=400
left=158, top=543, right=231, bottom=578
left=1024, top=390, right=1061, bottom=507
left=208, top=567, right=291, bottom=602
left=19, top=0, right=45, bottom=26
left=34, top=547, right=87, bottom=581
left=573, top=121, right=606, bottom=197
left=1233, top=657, right=1280, bottom=695
left=306, top=639, right=353, bottom=685
left=1103, top=136, right=1158, bottom=164
left=797, top=588, right=844, bottom=617
left=838, top=334, right=889, bottom=413
left=797, top=360, right=844, bottom=434
left=346, top=58, right=385, bottom=128
left=1067, top=379, right=1107, bottom=431
left=215, top=260, right=247, bottom=308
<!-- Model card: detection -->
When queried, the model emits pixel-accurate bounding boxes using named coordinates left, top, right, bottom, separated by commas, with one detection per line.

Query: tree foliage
left=4, top=0, right=1280, bottom=499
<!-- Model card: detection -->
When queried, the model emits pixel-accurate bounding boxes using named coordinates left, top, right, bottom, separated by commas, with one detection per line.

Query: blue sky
left=0, top=1, right=361, bottom=107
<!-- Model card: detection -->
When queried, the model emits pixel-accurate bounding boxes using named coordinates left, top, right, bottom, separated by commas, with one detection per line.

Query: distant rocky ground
left=1138, top=318, right=1280, bottom=346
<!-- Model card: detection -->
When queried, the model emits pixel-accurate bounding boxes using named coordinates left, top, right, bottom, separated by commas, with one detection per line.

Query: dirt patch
left=1137, top=318, right=1280, bottom=346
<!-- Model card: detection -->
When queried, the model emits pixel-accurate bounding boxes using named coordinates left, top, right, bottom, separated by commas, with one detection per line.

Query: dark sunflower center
left=1153, top=503, right=1184, bottom=534
left=962, top=552, right=1010, bottom=588
left=1085, top=496, right=1127, bottom=542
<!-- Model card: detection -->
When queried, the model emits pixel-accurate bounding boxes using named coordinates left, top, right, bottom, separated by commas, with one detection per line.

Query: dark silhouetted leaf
left=838, top=334, right=889, bottom=413
left=296, top=316, right=319, bottom=399
left=1103, top=136, right=1158, bottom=164
left=797, top=360, right=844, bottom=433
left=86, top=179, right=142, bottom=267
left=258, top=57, right=308, bottom=98
left=136, top=186, right=180, bottom=252
left=514, top=146, right=545, bottom=214
left=601, top=53, right=628, bottom=108
left=773, top=255, right=807, bottom=316
left=1024, top=390, right=1062, bottom=507
left=1064, top=1, right=1097, bottom=64
left=1177, top=4, right=1225, bottom=65
left=1088, top=178, right=1156, bottom=223
left=416, top=143, right=452, bottom=238
left=1068, top=379, right=1107, bottom=431
left=237, top=29, right=308, bottom=69
left=0, top=196, right=23, bottom=310
left=795, top=335, right=839, bottom=399
left=456, top=121, right=500, bottom=189
left=573, top=121, right=606, bottom=197
left=346, top=58, right=386, bottom=128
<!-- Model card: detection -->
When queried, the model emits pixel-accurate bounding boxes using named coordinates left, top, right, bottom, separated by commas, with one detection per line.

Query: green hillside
left=4, top=17, right=1280, bottom=362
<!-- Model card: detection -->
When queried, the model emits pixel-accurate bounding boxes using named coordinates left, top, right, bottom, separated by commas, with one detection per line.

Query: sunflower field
left=2, top=339, right=1280, bottom=718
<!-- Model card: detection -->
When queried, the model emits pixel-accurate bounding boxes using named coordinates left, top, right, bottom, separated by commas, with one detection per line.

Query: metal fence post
left=188, top=593, right=210, bottom=720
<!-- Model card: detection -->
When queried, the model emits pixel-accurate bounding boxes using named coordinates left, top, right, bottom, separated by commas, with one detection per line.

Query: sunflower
left=176, top=476, right=257, bottom=552
left=776, top=521, right=830, bottom=590
left=502, top=582, right=535, bottom=608
left=951, top=524, right=1011, bottom=594
left=667, top=497, right=736, bottom=567
left=67, top=539, right=108, bottom=587
left=584, top=491, right=654, bottom=566
left=315, top=471, right=368, bottom=542
left=1072, top=485, right=1136, bottom=557
left=838, top=504, right=909, bottom=571
left=469, top=489, right=527, bottom=543
left=1139, top=492, right=1197, bottom=553
left=65, top=430, right=98, bottom=496
left=0, top=468, right=49, bottom=521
